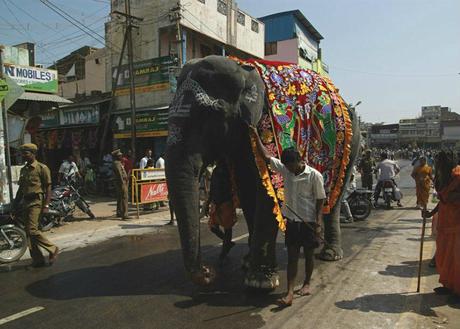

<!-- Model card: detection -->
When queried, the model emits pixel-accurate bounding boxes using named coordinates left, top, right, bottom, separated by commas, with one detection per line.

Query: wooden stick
left=417, top=207, right=427, bottom=293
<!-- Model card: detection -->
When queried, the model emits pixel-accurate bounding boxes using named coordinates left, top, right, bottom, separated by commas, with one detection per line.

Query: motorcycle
left=40, top=178, right=96, bottom=231
left=346, top=188, right=373, bottom=220
left=381, top=180, right=403, bottom=209
left=0, top=204, right=28, bottom=264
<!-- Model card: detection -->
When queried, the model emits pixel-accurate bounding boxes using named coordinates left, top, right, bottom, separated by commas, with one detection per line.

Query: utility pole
left=0, top=46, right=14, bottom=203
left=169, top=2, right=183, bottom=67
left=113, top=0, right=143, bottom=162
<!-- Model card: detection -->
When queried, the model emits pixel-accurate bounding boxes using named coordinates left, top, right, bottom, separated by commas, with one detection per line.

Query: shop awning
left=19, top=92, right=73, bottom=104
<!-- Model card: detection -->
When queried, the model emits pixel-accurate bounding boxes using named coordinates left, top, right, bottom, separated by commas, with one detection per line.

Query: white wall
left=443, top=126, right=460, bottom=140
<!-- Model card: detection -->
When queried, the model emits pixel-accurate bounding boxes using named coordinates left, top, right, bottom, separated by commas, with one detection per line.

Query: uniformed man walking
left=358, top=149, right=375, bottom=190
left=13, top=143, right=58, bottom=267
left=112, top=149, right=131, bottom=220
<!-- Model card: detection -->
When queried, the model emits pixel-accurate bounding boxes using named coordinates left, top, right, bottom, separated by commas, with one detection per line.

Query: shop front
left=111, top=107, right=168, bottom=164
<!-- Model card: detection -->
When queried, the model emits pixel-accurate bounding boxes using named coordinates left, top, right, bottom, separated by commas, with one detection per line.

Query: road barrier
left=131, top=168, right=168, bottom=218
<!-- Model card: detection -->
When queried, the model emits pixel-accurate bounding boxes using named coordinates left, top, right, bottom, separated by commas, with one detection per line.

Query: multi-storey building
left=368, top=123, right=399, bottom=148
left=106, top=0, right=264, bottom=158
left=258, top=10, right=328, bottom=75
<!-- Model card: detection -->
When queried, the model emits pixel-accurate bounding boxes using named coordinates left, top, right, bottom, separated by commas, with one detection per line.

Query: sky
left=1, top=0, right=459, bottom=123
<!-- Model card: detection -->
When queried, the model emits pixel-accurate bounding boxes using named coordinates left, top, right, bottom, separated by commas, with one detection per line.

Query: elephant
left=165, top=55, right=360, bottom=290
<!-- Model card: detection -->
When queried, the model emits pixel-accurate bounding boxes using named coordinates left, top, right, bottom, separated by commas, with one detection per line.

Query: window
left=217, top=0, right=227, bottom=15
left=237, top=11, right=245, bottom=25
left=265, top=42, right=277, bottom=56
left=251, top=20, right=259, bottom=33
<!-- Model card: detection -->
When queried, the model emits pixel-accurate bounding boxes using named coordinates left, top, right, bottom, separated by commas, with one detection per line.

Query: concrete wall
left=443, top=126, right=460, bottom=140
left=265, top=38, right=299, bottom=64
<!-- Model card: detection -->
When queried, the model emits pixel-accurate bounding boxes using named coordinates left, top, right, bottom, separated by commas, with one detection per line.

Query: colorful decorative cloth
left=234, top=58, right=353, bottom=231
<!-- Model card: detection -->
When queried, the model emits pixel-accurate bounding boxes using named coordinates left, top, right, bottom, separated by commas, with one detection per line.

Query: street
left=0, top=161, right=458, bottom=329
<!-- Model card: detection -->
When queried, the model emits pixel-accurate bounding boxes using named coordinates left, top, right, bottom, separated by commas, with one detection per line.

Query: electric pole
left=169, top=2, right=183, bottom=67
left=112, top=0, right=143, bottom=162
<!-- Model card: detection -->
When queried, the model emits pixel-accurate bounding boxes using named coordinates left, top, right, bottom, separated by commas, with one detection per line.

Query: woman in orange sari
left=412, top=157, right=433, bottom=209
left=424, top=151, right=460, bottom=299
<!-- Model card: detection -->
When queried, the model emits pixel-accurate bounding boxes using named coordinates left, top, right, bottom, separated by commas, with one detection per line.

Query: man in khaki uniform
left=13, top=143, right=58, bottom=267
left=112, top=149, right=130, bottom=219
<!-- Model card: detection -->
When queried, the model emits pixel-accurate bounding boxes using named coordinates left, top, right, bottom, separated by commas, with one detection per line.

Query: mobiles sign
left=3, top=64, right=58, bottom=94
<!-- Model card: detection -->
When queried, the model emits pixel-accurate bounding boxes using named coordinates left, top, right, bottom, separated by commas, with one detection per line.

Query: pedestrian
left=155, top=154, right=166, bottom=209
left=373, top=152, right=403, bottom=207
left=250, top=126, right=325, bottom=307
left=341, top=166, right=356, bottom=223
left=122, top=150, right=134, bottom=177
left=411, top=157, right=433, bottom=209
left=207, top=159, right=237, bottom=261
left=139, top=148, right=152, bottom=169
left=12, top=143, right=59, bottom=267
left=112, top=149, right=131, bottom=220
left=58, top=154, right=80, bottom=184
left=357, top=149, right=375, bottom=190
left=423, top=151, right=460, bottom=300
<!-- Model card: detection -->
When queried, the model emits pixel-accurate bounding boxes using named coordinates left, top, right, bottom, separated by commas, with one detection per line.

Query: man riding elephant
left=165, top=55, right=360, bottom=290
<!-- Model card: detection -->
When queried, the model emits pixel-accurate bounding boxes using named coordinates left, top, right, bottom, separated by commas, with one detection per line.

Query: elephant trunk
left=165, top=147, right=215, bottom=285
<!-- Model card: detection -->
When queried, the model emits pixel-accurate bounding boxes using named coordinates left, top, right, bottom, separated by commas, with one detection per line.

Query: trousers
left=24, top=205, right=57, bottom=263
left=116, top=182, right=129, bottom=217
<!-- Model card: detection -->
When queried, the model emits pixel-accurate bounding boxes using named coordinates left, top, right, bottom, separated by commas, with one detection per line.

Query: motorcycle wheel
left=76, top=200, right=96, bottom=219
left=350, top=197, right=372, bottom=221
left=0, top=226, right=28, bottom=263
left=39, top=214, right=55, bottom=232
left=384, top=194, right=392, bottom=209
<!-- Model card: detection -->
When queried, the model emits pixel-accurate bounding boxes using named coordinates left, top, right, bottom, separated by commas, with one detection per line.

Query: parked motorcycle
left=40, top=179, right=96, bottom=231
left=346, top=188, right=373, bottom=220
left=0, top=204, right=27, bottom=264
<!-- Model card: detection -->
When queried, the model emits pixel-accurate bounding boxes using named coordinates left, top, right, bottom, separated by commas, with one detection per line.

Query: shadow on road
left=335, top=292, right=459, bottom=317
left=378, top=260, right=436, bottom=278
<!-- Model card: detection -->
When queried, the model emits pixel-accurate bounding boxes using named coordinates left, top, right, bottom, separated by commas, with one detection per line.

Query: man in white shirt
left=250, top=126, right=326, bottom=307
left=373, top=152, right=402, bottom=207
left=139, top=148, right=152, bottom=169
left=58, top=155, right=80, bottom=184
left=155, top=154, right=165, bottom=169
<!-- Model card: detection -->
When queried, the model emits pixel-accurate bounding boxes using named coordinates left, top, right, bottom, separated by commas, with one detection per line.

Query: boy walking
left=250, top=126, right=326, bottom=306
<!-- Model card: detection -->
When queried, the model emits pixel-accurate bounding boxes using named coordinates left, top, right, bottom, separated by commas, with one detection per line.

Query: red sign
left=140, top=182, right=168, bottom=203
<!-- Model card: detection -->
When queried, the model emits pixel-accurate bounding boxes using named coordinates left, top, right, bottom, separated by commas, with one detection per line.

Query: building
left=105, top=0, right=265, bottom=160
left=258, top=10, right=328, bottom=75
left=49, top=46, right=108, bottom=100
left=442, top=120, right=460, bottom=148
left=399, top=106, right=460, bottom=147
left=368, top=123, right=399, bottom=148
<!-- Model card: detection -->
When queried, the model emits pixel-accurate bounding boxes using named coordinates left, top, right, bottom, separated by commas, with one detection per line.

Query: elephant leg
left=243, top=182, right=280, bottom=290
left=320, top=195, right=344, bottom=261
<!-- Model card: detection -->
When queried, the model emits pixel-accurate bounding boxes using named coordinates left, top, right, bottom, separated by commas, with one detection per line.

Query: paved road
left=1, top=161, right=458, bottom=328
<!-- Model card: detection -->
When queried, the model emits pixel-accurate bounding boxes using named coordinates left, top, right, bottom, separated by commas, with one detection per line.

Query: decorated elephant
left=165, top=55, right=360, bottom=289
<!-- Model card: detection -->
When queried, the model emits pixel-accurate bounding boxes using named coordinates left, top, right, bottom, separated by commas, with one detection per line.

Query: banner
left=140, top=182, right=168, bottom=203
left=3, top=64, right=58, bottom=94
left=113, top=56, right=175, bottom=96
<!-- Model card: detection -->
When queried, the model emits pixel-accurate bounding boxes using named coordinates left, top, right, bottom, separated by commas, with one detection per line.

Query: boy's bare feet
left=297, top=283, right=311, bottom=296
left=277, top=294, right=293, bottom=307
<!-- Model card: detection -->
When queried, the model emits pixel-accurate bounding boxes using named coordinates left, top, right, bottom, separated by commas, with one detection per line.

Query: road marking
left=0, top=307, right=45, bottom=326
left=232, top=233, right=249, bottom=242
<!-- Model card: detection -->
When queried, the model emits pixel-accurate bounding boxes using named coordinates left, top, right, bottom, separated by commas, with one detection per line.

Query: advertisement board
left=3, top=64, right=58, bottom=94
left=61, top=105, right=100, bottom=126
left=113, top=56, right=174, bottom=96
left=140, top=182, right=168, bottom=203
left=113, top=109, right=168, bottom=139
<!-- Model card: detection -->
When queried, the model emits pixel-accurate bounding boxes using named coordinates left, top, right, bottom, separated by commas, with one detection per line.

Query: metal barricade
left=131, top=168, right=168, bottom=218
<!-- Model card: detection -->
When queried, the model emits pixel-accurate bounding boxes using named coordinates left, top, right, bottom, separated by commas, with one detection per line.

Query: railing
left=131, top=168, right=168, bottom=219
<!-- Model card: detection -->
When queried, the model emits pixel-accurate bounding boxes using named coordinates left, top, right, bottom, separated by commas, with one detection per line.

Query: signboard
left=2, top=45, right=29, bottom=66
left=140, top=169, right=166, bottom=181
left=0, top=80, right=8, bottom=102
left=140, top=182, right=168, bottom=203
left=3, top=63, right=58, bottom=94
left=113, top=109, right=168, bottom=139
left=61, top=105, right=100, bottom=126
left=113, top=56, right=174, bottom=96
left=39, top=110, right=60, bottom=129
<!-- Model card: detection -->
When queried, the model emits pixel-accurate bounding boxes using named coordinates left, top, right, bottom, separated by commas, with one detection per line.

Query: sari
left=413, top=164, right=432, bottom=208
left=436, top=166, right=460, bottom=295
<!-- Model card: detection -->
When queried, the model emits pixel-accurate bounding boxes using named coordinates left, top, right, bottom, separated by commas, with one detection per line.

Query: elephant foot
left=190, top=265, right=216, bottom=286
left=244, top=267, right=279, bottom=290
left=319, top=246, right=343, bottom=261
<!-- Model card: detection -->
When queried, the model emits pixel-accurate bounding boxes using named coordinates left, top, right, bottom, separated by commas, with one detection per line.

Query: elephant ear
left=238, top=66, right=265, bottom=125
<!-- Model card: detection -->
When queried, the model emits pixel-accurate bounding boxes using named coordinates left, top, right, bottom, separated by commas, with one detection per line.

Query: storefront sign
left=113, top=56, right=174, bottom=96
left=140, top=182, right=168, bottom=203
left=61, top=105, right=100, bottom=126
left=139, top=169, right=166, bottom=181
left=39, top=110, right=60, bottom=128
left=113, top=109, right=168, bottom=139
left=3, top=64, right=58, bottom=94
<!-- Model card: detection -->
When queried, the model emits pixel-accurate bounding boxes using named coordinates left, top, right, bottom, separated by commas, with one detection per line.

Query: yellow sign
left=114, top=130, right=168, bottom=139
left=114, top=83, right=169, bottom=96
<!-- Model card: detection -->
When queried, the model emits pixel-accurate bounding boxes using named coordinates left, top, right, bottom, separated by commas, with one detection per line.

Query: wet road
left=2, top=160, right=443, bottom=329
